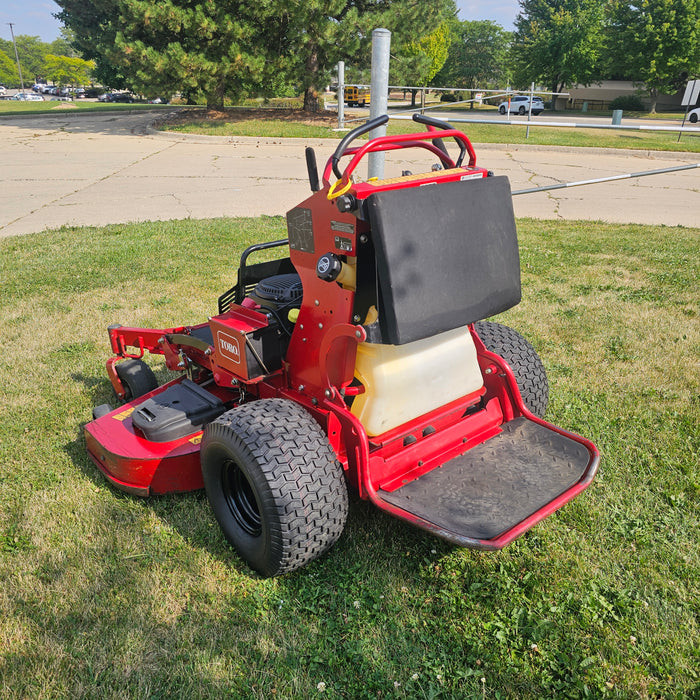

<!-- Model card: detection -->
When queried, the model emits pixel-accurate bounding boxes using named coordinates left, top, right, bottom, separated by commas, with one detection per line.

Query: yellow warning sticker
left=189, top=435, right=202, bottom=445
left=112, top=407, right=135, bottom=422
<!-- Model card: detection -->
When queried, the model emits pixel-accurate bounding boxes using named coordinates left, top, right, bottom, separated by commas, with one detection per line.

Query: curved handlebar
left=412, top=113, right=451, bottom=130
left=332, top=115, right=390, bottom=179
left=412, top=113, right=467, bottom=167
left=325, top=114, right=478, bottom=193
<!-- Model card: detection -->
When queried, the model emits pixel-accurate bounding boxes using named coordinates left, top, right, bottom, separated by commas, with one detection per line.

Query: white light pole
left=8, top=23, right=25, bottom=93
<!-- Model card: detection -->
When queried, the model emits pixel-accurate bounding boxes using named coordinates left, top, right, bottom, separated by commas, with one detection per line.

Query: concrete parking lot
left=1, top=110, right=698, bottom=239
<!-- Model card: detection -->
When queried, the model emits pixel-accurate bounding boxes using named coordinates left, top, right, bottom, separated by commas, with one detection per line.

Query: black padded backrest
left=364, top=175, right=520, bottom=345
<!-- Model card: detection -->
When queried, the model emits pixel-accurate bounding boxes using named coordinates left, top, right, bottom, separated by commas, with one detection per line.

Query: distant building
left=555, top=80, right=686, bottom=111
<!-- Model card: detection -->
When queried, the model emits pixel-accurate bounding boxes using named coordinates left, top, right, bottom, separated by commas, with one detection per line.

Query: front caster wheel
left=201, top=399, right=348, bottom=577
left=115, top=358, right=158, bottom=401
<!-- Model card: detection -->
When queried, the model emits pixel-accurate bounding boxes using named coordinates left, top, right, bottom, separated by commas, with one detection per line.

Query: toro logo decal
left=217, top=331, right=242, bottom=366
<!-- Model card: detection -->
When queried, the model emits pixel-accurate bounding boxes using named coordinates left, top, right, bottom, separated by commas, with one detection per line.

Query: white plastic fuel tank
left=350, top=325, right=484, bottom=436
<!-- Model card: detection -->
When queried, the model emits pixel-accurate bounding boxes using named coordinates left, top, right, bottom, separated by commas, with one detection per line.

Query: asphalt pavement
left=1, top=109, right=698, bottom=239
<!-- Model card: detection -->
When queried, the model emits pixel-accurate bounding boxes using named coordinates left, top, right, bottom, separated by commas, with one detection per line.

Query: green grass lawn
left=1, top=217, right=698, bottom=699
left=0, top=99, right=178, bottom=116
left=159, top=105, right=700, bottom=154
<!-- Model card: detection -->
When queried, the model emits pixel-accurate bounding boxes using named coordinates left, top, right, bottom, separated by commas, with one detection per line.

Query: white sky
left=2, top=0, right=521, bottom=43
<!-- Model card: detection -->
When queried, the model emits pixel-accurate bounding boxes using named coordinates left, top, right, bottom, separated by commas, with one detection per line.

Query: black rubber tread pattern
left=380, top=417, right=591, bottom=540
left=474, top=321, right=549, bottom=418
left=200, top=399, right=348, bottom=577
left=115, top=358, right=158, bottom=401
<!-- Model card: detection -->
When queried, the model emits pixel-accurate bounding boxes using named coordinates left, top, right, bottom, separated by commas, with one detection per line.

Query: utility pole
left=8, top=23, right=26, bottom=93
left=368, top=28, right=391, bottom=180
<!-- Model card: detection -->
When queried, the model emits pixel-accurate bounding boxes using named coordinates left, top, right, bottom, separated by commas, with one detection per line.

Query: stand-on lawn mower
left=84, top=114, right=599, bottom=577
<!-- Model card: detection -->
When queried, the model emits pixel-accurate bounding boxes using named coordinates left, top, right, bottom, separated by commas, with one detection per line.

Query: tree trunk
left=303, top=45, right=320, bottom=113
left=206, top=79, right=225, bottom=110
left=649, top=87, right=658, bottom=114
left=304, top=86, right=319, bottom=113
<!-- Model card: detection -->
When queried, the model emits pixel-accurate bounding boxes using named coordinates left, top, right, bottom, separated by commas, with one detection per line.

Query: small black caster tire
left=115, top=358, right=158, bottom=401
left=92, top=403, right=113, bottom=419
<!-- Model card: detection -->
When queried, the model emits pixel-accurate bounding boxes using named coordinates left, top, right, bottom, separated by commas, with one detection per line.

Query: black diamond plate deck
left=378, top=417, right=592, bottom=541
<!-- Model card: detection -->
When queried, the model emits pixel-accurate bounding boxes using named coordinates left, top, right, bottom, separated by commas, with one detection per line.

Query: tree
left=511, top=0, right=605, bottom=94
left=114, top=1, right=272, bottom=107
left=0, top=35, right=48, bottom=82
left=56, top=0, right=458, bottom=111
left=392, top=22, right=452, bottom=106
left=49, top=28, right=81, bottom=59
left=605, top=0, right=700, bottom=112
left=268, top=0, right=457, bottom=112
left=54, top=0, right=129, bottom=89
left=434, top=20, right=511, bottom=106
left=0, top=49, right=19, bottom=86
left=56, top=0, right=274, bottom=106
left=43, top=54, right=95, bottom=89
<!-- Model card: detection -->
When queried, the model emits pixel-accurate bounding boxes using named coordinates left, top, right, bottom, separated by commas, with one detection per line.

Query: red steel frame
left=84, top=124, right=599, bottom=549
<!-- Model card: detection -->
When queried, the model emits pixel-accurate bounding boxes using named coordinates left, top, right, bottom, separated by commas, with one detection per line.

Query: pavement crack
left=0, top=140, right=180, bottom=237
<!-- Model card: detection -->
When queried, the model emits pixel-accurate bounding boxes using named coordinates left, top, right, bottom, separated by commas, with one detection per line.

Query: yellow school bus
left=344, top=86, right=370, bottom=106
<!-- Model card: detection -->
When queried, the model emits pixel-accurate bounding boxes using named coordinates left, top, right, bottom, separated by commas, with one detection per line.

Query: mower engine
left=84, top=113, right=599, bottom=577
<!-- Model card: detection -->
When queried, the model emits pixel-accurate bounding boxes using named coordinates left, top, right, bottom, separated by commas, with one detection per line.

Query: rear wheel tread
left=201, top=399, right=348, bottom=576
left=474, top=320, right=549, bottom=418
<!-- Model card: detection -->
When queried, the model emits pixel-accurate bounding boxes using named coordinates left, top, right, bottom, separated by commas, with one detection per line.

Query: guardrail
left=390, top=113, right=700, bottom=135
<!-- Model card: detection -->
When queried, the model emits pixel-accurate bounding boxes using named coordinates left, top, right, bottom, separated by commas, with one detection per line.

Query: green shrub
left=609, top=95, right=645, bottom=112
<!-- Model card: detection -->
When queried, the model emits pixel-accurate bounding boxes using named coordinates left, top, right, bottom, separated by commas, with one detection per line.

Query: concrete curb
left=3, top=107, right=697, bottom=161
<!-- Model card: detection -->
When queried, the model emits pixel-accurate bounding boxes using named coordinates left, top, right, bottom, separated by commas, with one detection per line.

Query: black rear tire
left=201, top=399, right=348, bottom=577
left=115, top=358, right=158, bottom=401
left=689, top=113, right=698, bottom=124
left=499, top=105, right=506, bottom=114
left=474, top=321, right=549, bottom=418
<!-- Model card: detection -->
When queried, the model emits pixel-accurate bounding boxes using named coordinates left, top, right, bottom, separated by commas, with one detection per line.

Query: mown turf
left=0, top=216, right=698, bottom=699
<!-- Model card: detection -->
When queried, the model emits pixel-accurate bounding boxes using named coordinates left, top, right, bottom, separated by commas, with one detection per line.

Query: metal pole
left=526, top=82, right=534, bottom=139
left=512, top=162, right=700, bottom=196
left=337, top=61, right=345, bottom=130
left=8, top=23, right=25, bottom=93
left=368, top=28, right=391, bottom=179
left=678, top=105, right=689, bottom=143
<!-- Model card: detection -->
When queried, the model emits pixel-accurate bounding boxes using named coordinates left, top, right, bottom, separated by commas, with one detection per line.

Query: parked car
left=688, top=106, right=700, bottom=123
left=13, top=92, right=44, bottom=101
left=498, top=95, right=545, bottom=115
left=111, top=92, right=135, bottom=103
left=0, top=86, right=6, bottom=94
left=98, top=91, right=135, bottom=103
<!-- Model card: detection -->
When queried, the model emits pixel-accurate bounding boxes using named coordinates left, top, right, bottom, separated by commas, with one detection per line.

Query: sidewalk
left=1, top=111, right=698, bottom=239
